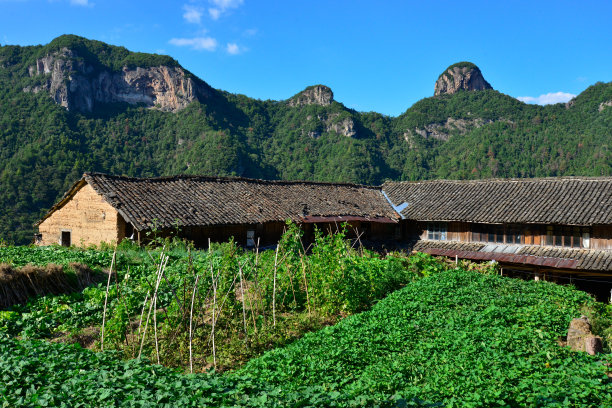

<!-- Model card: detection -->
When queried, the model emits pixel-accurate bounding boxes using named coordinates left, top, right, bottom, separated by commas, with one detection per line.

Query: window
left=572, top=228, right=581, bottom=248
left=582, top=231, right=590, bottom=248
left=125, top=223, right=134, bottom=239
left=506, top=227, right=522, bottom=244
left=472, top=225, right=481, bottom=242
left=472, top=224, right=510, bottom=243
left=545, top=226, right=590, bottom=248
left=480, top=225, right=504, bottom=243
left=546, top=226, right=554, bottom=246
left=246, top=230, right=255, bottom=247
left=494, top=226, right=504, bottom=243
left=427, top=222, right=447, bottom=240
left=60, top=230, right=71, bottom=247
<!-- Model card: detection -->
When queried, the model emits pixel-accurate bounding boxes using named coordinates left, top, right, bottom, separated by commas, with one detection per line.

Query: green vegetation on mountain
left=0, top=35, right=611, bottom=243
left=437, top=61, right=478, bottom=79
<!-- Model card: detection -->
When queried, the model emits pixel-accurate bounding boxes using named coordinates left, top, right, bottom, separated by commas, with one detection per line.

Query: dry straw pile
left=0, top=263, right=99, bottom=309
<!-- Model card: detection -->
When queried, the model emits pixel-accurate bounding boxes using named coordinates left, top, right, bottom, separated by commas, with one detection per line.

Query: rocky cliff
left=434, top=62, right=492, bottom=96
left=288, top=85, right=333, bottom=107
left=25, top=47, right=210, bottom=112
left=288, top=85, right=357, bottom=137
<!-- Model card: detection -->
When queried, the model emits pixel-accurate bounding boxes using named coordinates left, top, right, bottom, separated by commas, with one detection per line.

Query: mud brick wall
left=38, top=184, right=120, bottom=247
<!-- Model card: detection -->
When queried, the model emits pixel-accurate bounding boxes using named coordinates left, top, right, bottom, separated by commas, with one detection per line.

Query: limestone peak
left=434, top=62, right=492, bottom=96
left=288, top=85, right=333, bottom=107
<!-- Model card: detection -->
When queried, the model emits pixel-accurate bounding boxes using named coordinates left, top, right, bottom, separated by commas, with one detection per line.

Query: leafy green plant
left=237, top=269, right=612, bottom=406
left=1, top=226, right=419, bottom=372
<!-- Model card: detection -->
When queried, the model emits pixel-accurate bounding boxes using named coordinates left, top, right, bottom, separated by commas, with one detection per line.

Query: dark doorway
left=61, top=231, right=71, bottom=247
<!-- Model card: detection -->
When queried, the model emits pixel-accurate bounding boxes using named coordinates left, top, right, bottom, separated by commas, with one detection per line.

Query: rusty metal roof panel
left=557, top=259, right=579, bottom=269
left=301, top=215, right=398, bottom=224
left=542, top=258, right=560, bottom=267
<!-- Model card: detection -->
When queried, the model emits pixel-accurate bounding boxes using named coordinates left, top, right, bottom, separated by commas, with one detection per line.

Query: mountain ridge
left=0, top=35, right=610, bottom=244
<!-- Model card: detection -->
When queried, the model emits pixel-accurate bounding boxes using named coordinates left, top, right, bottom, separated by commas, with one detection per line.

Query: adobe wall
left=38, top=183, right=120, bottom=247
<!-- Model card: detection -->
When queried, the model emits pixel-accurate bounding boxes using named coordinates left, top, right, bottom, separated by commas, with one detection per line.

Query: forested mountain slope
left=1, top=35, right=611, bottom=243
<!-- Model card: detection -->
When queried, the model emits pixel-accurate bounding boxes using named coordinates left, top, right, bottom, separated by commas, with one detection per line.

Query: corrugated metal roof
left=413, top=240, right=609, bottom=271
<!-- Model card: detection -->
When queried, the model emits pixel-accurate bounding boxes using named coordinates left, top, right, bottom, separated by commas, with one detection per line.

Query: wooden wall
left=409, top=221, right=612, bottom=250
left=168, top=221, right=288, bottom=248
left=448, top=222, right=470, bottom=242
left=592, top=225, right=612, bottom=250
left=174, top=220, right=398, bottom=249
left=38, top=183, right=120, bottom=247
left=522, top=226, right=542, bottom=246
left=370, top=222, right=400, bottom=240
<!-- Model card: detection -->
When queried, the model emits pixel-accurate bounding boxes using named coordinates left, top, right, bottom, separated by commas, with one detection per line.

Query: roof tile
left=80, top=173, right=398, bottom=230
left=384, top=177, right=612, bottom=225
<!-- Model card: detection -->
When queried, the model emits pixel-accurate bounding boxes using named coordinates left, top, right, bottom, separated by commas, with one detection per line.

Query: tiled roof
left=383, top=177, right=612, bottom=225
left=413, top=240, right=612, bottom=271
left=48, top=173, right=398, bottom=231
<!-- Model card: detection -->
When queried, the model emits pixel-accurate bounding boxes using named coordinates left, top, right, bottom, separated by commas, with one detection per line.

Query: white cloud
left=226, top=43, right=240, bottom=54
left=208, top=0, right=243, bottom=20
left=169, top=37, right=218, bottom=51
left=208, top=7, right=221, bottom=19
left=211, top=0, right=243, bottom=9
left=516, top=92, right=576, bottom=105
left=183, top=5, right=203, bottom=24
left=244, top=28, right=257, bottom=36
left=70, top=0, right=92, bottom=6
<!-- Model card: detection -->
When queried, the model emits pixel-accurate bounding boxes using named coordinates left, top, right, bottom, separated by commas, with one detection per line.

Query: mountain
left=434, top=62, right=493, bottom=96
left=0, top=35, right=611, bottom=244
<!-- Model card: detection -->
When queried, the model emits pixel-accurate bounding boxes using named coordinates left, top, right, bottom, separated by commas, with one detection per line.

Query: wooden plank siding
left=413, top=221, right=612, bottom=250
left=592, top=225, right=612, bottom=250
left=370, top=222, right=400, bottom=240
left=448, top=222, right=470, bottom=242
left=171, top=223, right=286, bottom=248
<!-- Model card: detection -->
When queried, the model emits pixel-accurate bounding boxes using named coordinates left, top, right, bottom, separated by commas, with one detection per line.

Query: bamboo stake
left=153, top=255, right=168, bottom=364
left=139, top=254, right=167, bottom=359
left=210, top=261, right=217, bottom=370
left=253, top=238, right=265, bottom=325
left=189, top=274, right=200, bottom=374
left=186, top=245, right=193, bottom=326
left=153, top=287, right=160, bottom=365
left=286, top=264, right=297, bottom=307
left=100, top=250, right=116, bottom=351
left=123, top=267, right=131, bottom=349
left=238, top=261, right=248, bottom=340
left=351, top=228, right=365, bottom=252
left=272, top=244, right=279, bottom=327
left=139, top=270, right=157, bottom=358
left=244, top=261, right=258, bottom=333
left=205, top=272, right=238, bottom=347
left=299, top=252, right=312, bottom=316
left=135, top=291, right=150, bottom=357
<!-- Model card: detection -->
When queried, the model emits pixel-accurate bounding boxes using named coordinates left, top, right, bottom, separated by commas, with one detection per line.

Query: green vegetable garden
left=1, top=227, right=611, bottom=407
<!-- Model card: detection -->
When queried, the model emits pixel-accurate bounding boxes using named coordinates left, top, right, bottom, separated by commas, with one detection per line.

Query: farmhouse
left=35, top=173, right=400, bottom=248
left=37, top=174, right=612, bottom=298
left=384, top=177, right=612, bottom=300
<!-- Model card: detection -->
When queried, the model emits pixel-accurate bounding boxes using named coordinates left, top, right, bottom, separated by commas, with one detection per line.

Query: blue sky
left=1, top=0, right=611, bottom=116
